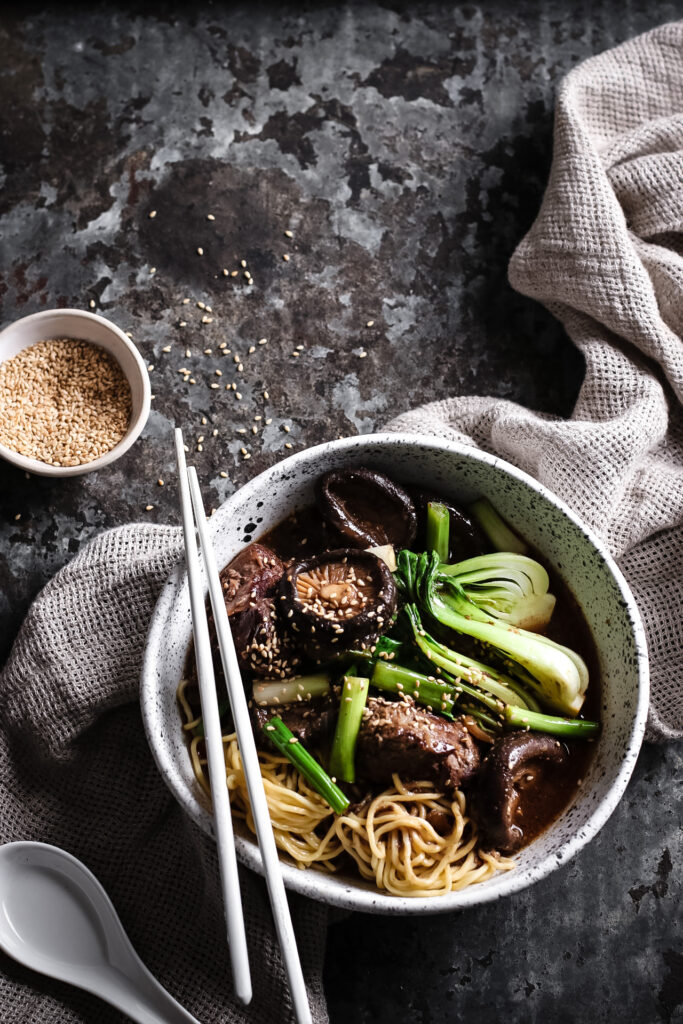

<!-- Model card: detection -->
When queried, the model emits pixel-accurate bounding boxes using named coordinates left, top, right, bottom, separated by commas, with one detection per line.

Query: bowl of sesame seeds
left=0, top=309, right=151, bottom=477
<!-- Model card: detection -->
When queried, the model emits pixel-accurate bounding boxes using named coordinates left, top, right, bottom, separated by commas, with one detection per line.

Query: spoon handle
left=87, top=963, right=202, bottom=1024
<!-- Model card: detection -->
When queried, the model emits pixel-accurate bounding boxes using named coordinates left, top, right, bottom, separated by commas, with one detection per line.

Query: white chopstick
left=174, top=430, right=252, bottom=1007
left=186, top=465, right=313, bottom=1024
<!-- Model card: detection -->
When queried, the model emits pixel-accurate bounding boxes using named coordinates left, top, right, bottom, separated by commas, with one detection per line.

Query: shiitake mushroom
left=279, top=548, right=398, bottom=659
left=473, top=731, right=567, bottom=853
left=316, top=467, right=417, bottom=549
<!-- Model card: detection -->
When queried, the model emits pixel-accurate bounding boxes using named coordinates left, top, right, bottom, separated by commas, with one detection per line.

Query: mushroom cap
left=316, top=467, right=417, bottom=549
left=279, top=548, right=398, bottom=659
left=473, top=731, right=567, bottom=853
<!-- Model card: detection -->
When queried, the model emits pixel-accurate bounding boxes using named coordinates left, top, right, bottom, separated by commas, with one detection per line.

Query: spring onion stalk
left=400, top=551, right=589, bottom=716
left=438, top=552, right=556, bottom=630
left=329, top=675, right=370, bottom=783
left=426, top=501, right=450, bottom=562
left=469, top=497, right=528, bottom=554
left=504, top=704, right=600, bottom=739
left=252, top=673, right=330, bottom=707
left=263, top=717, right=350, bottom=814
left=404, top=604, right=533, bottom=710
left=371, top=660, right=455, bottom=717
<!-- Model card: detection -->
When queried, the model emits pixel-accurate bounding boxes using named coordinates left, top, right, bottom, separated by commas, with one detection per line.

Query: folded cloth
left=0, top=524, right=329, bottom=1023
left=389, top=21, right=683, bottom=742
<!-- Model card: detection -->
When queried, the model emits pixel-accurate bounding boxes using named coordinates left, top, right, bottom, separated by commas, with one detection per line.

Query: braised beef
left=355, top=696, right=480, bottom=791
left=252, top=695, right=338, bottom=749
left=220, top=542, right=284, bottom=615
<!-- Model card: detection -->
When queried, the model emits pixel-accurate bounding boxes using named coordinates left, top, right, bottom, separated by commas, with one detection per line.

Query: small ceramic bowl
left=141, top=433, right=649, bottom=914
left=0, top=308, right=151, bottom=478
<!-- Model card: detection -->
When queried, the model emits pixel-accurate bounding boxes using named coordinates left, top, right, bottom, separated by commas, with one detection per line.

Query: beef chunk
left=220, top=543, right=284, bottom=615
left=251, top=695, right=338, bottom=750
left=355, top=696, right=480, bottom=791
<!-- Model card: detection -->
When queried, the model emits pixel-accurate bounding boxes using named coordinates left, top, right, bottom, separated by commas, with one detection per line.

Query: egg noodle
left=178, top=679, right=515, bottom=897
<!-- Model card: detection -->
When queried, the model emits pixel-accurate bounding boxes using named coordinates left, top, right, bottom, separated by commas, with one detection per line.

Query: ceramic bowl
left=140, top=433, right=649, bottom=914
left=0, top=308, right=151, bottom=478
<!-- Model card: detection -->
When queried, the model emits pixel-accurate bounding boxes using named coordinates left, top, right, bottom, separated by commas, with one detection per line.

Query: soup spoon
left=0, top=842, right=201, bottom=1024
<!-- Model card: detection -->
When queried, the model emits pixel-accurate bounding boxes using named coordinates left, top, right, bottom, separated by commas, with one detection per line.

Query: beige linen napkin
left=389, top=21, right=683, bottom=741
left=0, top=524, right=329, bottom=1023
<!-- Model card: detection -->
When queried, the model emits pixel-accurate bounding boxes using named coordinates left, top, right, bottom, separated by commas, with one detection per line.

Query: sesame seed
left=284, top=229, right=293, bottom=238
left=197, top=247, right=204, bottom=256
left=240, top=259, right=247, bottom=268
left=359, top=350, right=368, bottom=358
left=207, top=213, right=215, bottom=221
left=181, top=298, right=190, bottom=305
left=222, top=268, right=229, bottom=276
left=285, top=442, right=293, bottom=449
left=258, top=338, right=267, bottom=345
left=263, top=390, right=269, bottom=400
left=235, top=392, right=242, bottom=400
left=220, top=471, right=228, bottom=478
left=204, top=348, right=212, bottom=355
left=248, top=345, right=255, bottom=354
left=265, top=417, right=272, bottom=425
left=210, top=383, right=219, bottom=390
left=282, top=253, right=290, bottom=262
left=243, top=271, right=250, bottom=280
left=178, top=321, right=187, bottom=328
left=283, top=425, right=290, bottom=432
left=14, top=513, right=21, bottom=521
left=185, top=348, right=191, bottom=358
left=145, top=505, right=154, bottom=511
left=201, top=316, right=213, bottom=324
left=162, top=345, right=171, bottom=353
left=89, top=299, right=96, bottom=309
left=212, top=428, right=218, bottom=436
left=215, top=369, right=222, bottom=377
left=366, top=320, right=374, bottom=327
left=149, top=210, right=157, bottom=218
left=240, top=447, right=248, bottom=455
left=197, top=435, right=204, bottom=443
left=147, top=364, right=154, bottom=371
left=230, top=270, right=238, bottom=277
left=149, top=268, right=156, bottom=275
left=197, top=301, right=206, bottom=310
left=251, top=425, right=258, bottom=434
left=243, top=452, right=251, bottom=459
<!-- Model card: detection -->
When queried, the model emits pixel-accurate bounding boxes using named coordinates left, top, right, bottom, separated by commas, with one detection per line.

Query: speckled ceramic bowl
left=140, top=433, right=649, bottom=914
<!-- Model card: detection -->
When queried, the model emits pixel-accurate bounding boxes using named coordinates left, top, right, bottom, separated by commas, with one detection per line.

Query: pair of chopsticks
left=174, top=427, right=312, bottom=1024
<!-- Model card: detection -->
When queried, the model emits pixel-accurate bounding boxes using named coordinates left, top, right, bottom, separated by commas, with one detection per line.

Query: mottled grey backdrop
left=0, top=3, right=681, bottom=1022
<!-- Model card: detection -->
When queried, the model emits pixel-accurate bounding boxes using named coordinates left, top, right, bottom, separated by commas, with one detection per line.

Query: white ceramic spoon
left=0, top=842, right=202, bottom=1024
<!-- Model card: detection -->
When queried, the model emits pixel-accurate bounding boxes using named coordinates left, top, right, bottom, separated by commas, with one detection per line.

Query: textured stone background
left=0, top=2, right=681, bottom=1022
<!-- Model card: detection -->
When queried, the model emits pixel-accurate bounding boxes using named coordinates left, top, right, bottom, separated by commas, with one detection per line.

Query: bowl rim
left=0, top=307, right=151, bottom=478
left=141, top=431, right=650, bottom=914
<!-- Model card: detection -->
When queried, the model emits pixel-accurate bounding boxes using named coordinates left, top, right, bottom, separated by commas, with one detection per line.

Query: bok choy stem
left=426, top=501, right=450, bottom=562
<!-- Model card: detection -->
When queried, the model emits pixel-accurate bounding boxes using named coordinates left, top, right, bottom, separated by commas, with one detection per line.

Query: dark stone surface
left=0, top=2, right=680, bottom=1022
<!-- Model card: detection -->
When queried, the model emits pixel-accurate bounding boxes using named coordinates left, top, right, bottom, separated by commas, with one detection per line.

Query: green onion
left=371, top=660, right=455, bottom=717
left=263, top=717, right=350, bottom=814
left=504, top=705, right=600, bottom=739
left=329, top=675, right=369, bottom=783
left=426, top=501, right=450, bottom=562
left=469, top=497, right=528, bottom=554
left=252, top=673, right=330, bottom=707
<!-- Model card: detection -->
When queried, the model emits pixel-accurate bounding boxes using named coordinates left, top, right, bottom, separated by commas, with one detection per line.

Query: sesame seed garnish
left=215, top=369, right=222, bottom=377
left=243, top=271, right=250, bottom=280
left=207, top=213, right=215, bottom=221
left=222, top=268, right=229, bottom=276
left=210, top=383, right=219, bottom=390
left=285, top=442, right=293, bottom=449
left=288, top=737, right=298, bottom=744
left=359, top=350, right=368, bottom=358
left=14, top=513, right=21, bottom=521
left=265, top=417, right=272, bottom=425
left=235, top=392, right=242, bottom=400
left=248, top=345, right=255, bottom=354
left=258, top=337, right=268, bottom=345
left=283, top=425, right=291, bottom=432
left=185, top=348, right=191, bottom=358
left=240, top=259, right=247, bottom=268
left=149, top=210, right=157, bottom=219
left=284, top=229, right=293, bottom=238
left=243, top=452, right=251, bottom=459
left=220, top=471, right=228, bottom=478
left=204, top=348, right=212, bottom=355
left=201, top=316, right=213, bottom=324
left=149, top=268, right=156, bottom=275
left=157, top=478, right=164, bottom=486
left=251, top=425, right=258, bottom=434
left=147, top=364, right=154, bottom=372
left=162, top=345, right=171, bottom=353
left=145, top=504, right=154, bottom=511
left=282, top=253, right=290, bottom=262
left=231, top=270, right=238, bottom=277
left=197, top=301, right=206, bottom=310
left=197, top=247, right=204, bottom=256
left=366, top=320, right=374, bottom=327
left=178, top=321, right=187, bottom=328
left=263, top=390, right=269, bottom=400
left=212, top=428, right=218, bottom=436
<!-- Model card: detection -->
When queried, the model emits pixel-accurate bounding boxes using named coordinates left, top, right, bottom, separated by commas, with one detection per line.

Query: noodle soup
left=178, top=469, right=600, bottom=898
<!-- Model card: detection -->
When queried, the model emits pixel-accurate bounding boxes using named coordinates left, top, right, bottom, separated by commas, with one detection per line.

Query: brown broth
left=259, top=504, right=600, bottom=852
